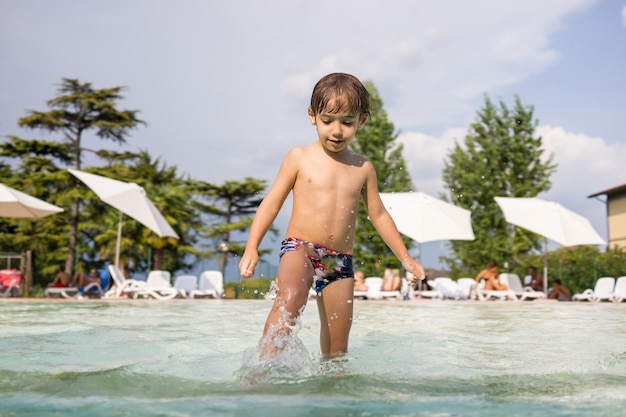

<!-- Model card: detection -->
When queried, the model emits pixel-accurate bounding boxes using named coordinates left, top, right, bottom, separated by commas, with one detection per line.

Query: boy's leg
left=317, top=277, right=354, bottom=357
left=260, top=249, right=314, bottom=355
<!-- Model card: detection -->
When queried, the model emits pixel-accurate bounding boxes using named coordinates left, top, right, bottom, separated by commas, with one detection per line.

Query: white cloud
left=398, top=128, right=466, bottom=195
left=538, top=125, right=626, bottom=201
left=622, top=5, right=626, bottom=27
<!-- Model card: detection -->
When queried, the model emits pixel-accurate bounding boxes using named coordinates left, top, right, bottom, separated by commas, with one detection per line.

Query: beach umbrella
left=379, top=192, right=475, bottom=261
left=0, top=183, right=63, bottom=218
left=494, top=196, right=606, bottom=293
left=68, top=169, right=179, bottom=267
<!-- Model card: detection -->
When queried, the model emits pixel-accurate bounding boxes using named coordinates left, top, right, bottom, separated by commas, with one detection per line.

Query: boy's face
left=308, top=104, right=366, bottom=154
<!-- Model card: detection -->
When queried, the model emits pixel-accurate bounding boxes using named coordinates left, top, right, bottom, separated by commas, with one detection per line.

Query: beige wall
left=608, top=194, right=626, bottom=249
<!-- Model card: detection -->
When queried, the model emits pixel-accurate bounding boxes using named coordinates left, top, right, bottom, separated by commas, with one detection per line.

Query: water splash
left=235, top=304, right=321, bottom=385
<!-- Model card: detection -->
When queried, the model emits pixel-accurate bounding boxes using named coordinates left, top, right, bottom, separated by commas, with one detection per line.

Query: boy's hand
left=403, top=258, right=425, bottom=284
left=238, top=250, right=258, bottom=279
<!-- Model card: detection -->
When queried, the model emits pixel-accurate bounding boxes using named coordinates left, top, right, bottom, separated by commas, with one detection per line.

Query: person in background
left=48, top=264, right=71, bottom=288
left=72, top=268, right=101, bottom=288
left=525, top=266, right=544, bottom=292
left=548, top=279, right=571, bottom=301
left=381, top=266, right=401, bottom=291
left=353, top=270, right=368, bottom=292
left=474, top=260, right=508, bottom=291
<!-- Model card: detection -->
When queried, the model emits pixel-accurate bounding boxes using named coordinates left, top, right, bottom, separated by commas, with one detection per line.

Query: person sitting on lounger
left=381, top=267, right=401, bottom=291
left=353, top=270, right=368, bottom=292
left=474, top=260, right=508, bottom=291
left=524, top=266, right=544, bottom=292
left=48, top=264, right=71, bottom=288
left=71, top=269, right=101, bottom=288
left=548, top=279, right=571, bottom=301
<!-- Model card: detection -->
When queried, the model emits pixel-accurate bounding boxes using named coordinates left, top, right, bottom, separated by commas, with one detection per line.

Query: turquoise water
left=1, top=299, right=625, bottom=417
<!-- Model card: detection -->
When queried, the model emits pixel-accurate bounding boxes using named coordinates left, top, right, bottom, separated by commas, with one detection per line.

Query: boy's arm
left=360, top=164, right=425, bottom=281
left=238, top=148, right=301, bottom=278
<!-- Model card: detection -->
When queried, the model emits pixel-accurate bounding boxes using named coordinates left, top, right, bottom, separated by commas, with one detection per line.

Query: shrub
left=224, top=278, right=273, bottom=299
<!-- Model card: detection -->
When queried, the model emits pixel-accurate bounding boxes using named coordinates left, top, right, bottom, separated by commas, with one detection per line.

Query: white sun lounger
left=432, top=277, right=470, bottom=300
left=416, top=278, right=444, bottom=300
left=105, top=265, right=178, bottom=300
left=612, top=276, right=626, bottom=302
left=190, top=270, right=224, bottom=299
left=456, top=278, right=476, bottom=299
left=499, top=273, right=545, bottom=301
left=45, top=282, right=103, bottom=299
left=475, top=276, right=518, bottom=301
left=173, top=275, right=198, bottom=298
left=572, top=277, right=615, bottom=302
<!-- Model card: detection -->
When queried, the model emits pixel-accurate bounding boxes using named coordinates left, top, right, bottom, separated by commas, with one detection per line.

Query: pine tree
left=441, top=95, right=556, bottom=276
left=193, top=178, right=272, bottom=275
left=17, top=79, right=145, bottom=274
left=351, top=81, right=415, bottom=276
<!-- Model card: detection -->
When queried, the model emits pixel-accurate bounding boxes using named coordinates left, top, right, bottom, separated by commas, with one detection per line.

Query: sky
left=1, top=0, right=625, bottom=277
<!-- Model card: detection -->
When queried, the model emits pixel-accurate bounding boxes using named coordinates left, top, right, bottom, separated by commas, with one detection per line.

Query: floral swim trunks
left=280, top=237, right=354, bottom=294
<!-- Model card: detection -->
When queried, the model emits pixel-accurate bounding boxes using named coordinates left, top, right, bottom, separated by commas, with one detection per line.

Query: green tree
left=441, top=95, right=557, bottom=276
left=350, top=81, right=415, bottom=276
left=193, top=178, right=273, bottom=275
left=0, top=136, right=78, bottom=284
left=17, top=79, right=145, bottom=274
left=86, top=151, right=199, bottom=274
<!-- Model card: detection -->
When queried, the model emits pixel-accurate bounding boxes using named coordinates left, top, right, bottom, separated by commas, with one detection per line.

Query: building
left=588, top=182, right=626, bottom=250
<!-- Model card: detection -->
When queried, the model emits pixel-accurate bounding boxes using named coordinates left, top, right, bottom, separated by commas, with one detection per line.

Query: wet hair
left=309, top=73, right=370, bottom=117
left=486, top=260, right=497, bottom=269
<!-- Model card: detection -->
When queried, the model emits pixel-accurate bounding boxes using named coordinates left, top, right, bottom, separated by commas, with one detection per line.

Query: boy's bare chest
left=296, top=161, right=365, bottom=195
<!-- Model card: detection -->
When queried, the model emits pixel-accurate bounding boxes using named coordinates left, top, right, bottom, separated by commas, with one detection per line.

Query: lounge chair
left=613, top=276, right=626, bottom=302
left=416, top=277, right=444, bottom=300
left=0, top=269, right=22, bottom=298
left=45, top=281, right=103, bottom=299
left=476, top=277, right=518, bottom=301
left=432, top=277, right=464, bottom=300
left=456, top=278, right=476, bottom=299
left=572, top=277, right=615, bottom=302
left=353, top=285, right=368, bottom=299
left=104, top=265, right=178, bottom=300
left=146, top=270, right=171, bottom=286
left=375, top=276, right=404, bottom=300
left=353, top=277, right=401, bottom=300
left=173, top=275, right=198, bottom=298
left=190, top=270, right=224, bottom=299
left=499, top=273, right=545, bottom=301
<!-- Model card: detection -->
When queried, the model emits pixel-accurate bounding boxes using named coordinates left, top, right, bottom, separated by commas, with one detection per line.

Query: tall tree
left=350, top=81, right=415, bottom=276
left=441, top=95, right=556, bottom=276
left=17, top=79, right=145, bottom=274
left=0, top=136, right=78, bottom=283
left=194, top=178, right=272, bottom=275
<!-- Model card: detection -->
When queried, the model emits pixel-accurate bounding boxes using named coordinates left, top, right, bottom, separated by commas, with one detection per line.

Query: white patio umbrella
left=0, top=183, right=63, bottom=218
left=379, top=192, right=475, bottom=262
left=494, top=196, right=606, bottom=293
left=69, top=169, right=179, bottom=267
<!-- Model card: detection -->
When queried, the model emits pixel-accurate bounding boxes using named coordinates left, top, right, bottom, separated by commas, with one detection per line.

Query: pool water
left=0, top=299, right=625, bottom=417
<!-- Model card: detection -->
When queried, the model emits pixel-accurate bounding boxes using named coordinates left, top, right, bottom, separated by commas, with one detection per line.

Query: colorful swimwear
left=280, top=237, right=354, bottom=294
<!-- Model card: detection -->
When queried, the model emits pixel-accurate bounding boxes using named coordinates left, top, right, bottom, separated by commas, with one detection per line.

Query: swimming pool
left=1, top=299, right=625, bottom=416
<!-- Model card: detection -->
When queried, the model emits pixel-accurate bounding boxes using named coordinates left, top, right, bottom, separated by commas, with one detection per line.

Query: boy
left=239, top=73, right=425, bottom=359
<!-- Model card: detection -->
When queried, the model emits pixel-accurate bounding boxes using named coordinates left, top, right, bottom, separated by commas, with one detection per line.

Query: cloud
left=398, top=128, right=466, bottom=195
left=538, top=125, right=626, bottom=201
left=623, top=5, right=626, bottom=27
